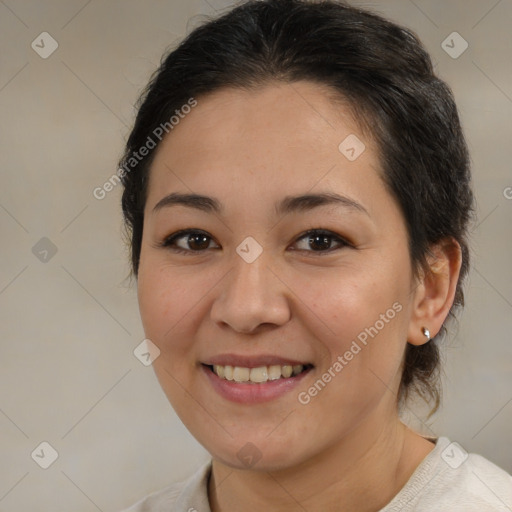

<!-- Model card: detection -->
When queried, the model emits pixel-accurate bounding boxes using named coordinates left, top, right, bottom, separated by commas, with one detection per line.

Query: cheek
left=296, top=261, right=408, bottom=382
left=137, top=260, right=188, bottom=344
left=298, top=261, right=404, bottom=333
left=137, top=262, right=207, bottom=401
left=136, top=256, right=222, bottom=353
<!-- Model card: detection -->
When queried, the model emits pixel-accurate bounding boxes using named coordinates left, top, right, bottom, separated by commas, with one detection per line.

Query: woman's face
left=137, top=81, right=420, bottom=470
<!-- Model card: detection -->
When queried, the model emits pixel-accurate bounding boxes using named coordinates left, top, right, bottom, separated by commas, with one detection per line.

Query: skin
left=137, top=81, right=462, bottom=512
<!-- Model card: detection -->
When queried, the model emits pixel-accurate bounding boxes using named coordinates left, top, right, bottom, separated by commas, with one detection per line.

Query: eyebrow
left=151, top=191, right=369, bottom=217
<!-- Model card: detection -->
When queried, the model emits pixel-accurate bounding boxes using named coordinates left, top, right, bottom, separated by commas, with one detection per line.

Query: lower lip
left=201, top=364, right=313, bottom=404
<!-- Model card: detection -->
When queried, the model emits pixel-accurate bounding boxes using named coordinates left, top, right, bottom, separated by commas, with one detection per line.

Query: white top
left=121, top=437, right=512, bottom=511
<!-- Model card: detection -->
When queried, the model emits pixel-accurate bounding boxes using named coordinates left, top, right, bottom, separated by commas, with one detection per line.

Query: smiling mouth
left=204, top=363, right=314, bottom=384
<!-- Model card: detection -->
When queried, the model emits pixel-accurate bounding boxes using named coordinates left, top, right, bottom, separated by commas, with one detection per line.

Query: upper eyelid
left=165, top=229, right=219, bottom=245
left=163, top=228, right=350, bottom=251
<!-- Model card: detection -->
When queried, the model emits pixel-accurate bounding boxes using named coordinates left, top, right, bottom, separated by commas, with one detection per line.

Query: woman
left=119, top=0, right=512, bottom=510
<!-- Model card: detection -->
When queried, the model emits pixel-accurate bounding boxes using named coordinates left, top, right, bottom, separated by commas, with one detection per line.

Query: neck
left=208, top=411, right=434, bottom=512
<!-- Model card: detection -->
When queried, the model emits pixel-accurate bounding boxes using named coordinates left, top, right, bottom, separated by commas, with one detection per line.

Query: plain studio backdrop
left=0, top=0, right=511, bottom=510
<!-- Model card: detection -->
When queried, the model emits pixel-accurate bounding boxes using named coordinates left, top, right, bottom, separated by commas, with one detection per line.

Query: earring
left=422, top=327, right=431, bottom=341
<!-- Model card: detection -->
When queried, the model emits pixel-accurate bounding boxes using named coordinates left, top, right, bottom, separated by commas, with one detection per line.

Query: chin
left=206, top=435, right=310, bottom=473
left=213, top=451, right=296, bottom=473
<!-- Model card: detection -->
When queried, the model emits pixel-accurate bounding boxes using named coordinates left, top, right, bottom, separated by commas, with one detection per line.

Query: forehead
left=172, top=81, right=368, bottom=148
left=149, top=81, right=379, bottom=178
left=143, top=81, right=394, bottom=225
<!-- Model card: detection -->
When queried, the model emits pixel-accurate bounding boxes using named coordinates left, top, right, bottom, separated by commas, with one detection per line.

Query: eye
left=159, top=228, right=351, bottom=255
left=291, top=229, right=350, bottom=254
left=160, top=229, right=219, bottom=255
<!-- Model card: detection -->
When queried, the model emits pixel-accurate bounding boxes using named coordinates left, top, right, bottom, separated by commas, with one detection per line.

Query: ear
left=407, top=238, right=462, bottom=346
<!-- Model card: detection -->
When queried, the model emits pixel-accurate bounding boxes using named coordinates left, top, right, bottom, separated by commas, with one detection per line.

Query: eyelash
left=159, top=228, right=352, bottom=256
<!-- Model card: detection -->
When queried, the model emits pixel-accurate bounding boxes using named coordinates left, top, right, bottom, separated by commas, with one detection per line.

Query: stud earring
left=422, top=327, right=431, bottom=341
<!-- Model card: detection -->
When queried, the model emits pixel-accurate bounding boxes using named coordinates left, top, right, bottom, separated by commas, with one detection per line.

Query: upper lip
left=203, top=354, right=312, bottom=368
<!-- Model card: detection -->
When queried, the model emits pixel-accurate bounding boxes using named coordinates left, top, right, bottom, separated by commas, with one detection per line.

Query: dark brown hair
left=119, top=0, right=474, bottom=415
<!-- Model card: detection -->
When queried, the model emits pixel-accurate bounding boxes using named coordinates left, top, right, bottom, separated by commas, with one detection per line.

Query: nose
left=210, top=248, right=291, bottom=334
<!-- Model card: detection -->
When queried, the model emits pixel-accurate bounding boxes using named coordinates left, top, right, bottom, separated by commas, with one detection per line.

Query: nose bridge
left=211, top=240, right=290, bottom=332
left=231, top=245, right=269, bottom=299
left=229, top=233, right=272, bottom=296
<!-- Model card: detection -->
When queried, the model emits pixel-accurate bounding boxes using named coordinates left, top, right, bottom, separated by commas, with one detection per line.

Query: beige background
left=0, top=0, right=511, bottom=510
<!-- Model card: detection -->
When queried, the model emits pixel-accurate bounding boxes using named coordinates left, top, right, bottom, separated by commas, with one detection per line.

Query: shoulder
left=120, top=484, right=182, bottom=512
left=454, top=450, right=512, bottom=508
left=119, top=460, right=212, bottom=512
left=383, top=437, right=512, bottom=511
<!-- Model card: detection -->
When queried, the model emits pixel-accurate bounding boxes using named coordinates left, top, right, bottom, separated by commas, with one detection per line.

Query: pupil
left=310, top=234, right=330, bottom=251
left=189, top=234, right=209, bottom=250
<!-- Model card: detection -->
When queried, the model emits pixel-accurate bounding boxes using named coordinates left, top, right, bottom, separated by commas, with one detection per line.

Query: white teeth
left=233, top=366, right=250, bottom=382
left=211, top=364, right=306, bottom=383
left=281, top=365, right=293, bottom=378
left=249, top=366, right=268, bottom=383
left=223, top=365, right=234, bottom=380
left=268, top=365, right=282, bottom=380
